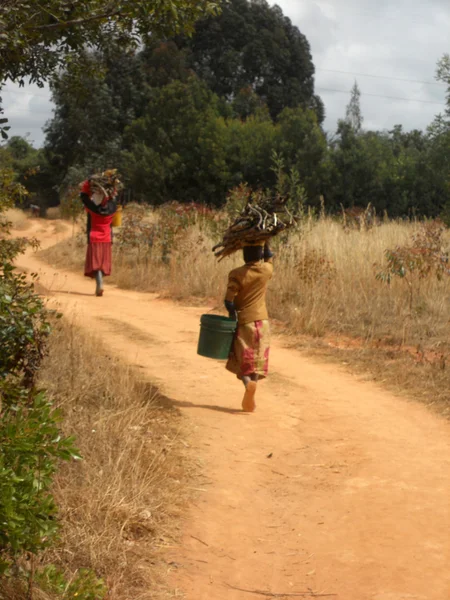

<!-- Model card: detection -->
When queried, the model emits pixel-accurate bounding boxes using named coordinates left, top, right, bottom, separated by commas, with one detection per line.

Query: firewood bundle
left=213, top=192, right=296, bottom=260
left=88, top=169, right=123, bottom=198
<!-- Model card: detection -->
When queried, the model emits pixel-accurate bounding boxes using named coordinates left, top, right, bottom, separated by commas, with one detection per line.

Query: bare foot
left=242, top=381, right=257, bottom=412
left=95, top=289, right=104, bottom=297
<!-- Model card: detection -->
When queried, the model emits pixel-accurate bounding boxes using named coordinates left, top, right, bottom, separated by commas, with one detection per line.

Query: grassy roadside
left=38, top=317, right=193, bottom=599
left=275, top=324, right=450, bottom=417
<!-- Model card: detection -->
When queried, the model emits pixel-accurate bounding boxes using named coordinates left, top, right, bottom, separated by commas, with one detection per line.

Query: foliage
left=436, top=53, right=450, bottom=117
left=59, top=187, right=85, bottom=231
left=276, top=107, right=326, bottom=205
left=121, top=76, right=231, bottom=205
left=115, top=204, right=157, bottom=252
left=35, top=566, right=106, bottom=600
left=0, top=0, right=219, bottom=86
left=345, top=81, right=363, bottom=133
left=376, top=222, right=450, bottom=311
left=116, top=201, right=218, bottom=265
left=0, top=163, right=79, bottom=594
left=175, top=0, right=323, bottom=120
left=0, top=138, right=58, bottom=210
left=0, top=265, right=51, bottom=386
left=0, top=388, right=79, bottom=576
left=323, top=122, right=450, bottom=217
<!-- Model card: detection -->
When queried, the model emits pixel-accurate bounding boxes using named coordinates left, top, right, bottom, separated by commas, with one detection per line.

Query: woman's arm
left=80, top=193, right=117, bottom=216
left=224, top=275, right=241, bottom=320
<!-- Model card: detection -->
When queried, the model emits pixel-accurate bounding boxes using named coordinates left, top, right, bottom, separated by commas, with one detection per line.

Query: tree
left=345, top=81, right=363, bottom=133
left=175, top=0, right=323, bottom=120
left=0, top=0, right=219, bottom=141
left=275, top=107, right=327, bottom=203
left=44, top=51, right=124, bottom=189
left=139, top=40, right=192, bottom=88
left=121, top=76, right=231, bottom=204
left=0, top=0, right=218, bottom=86
left=436, top=53, right=450, bottom=118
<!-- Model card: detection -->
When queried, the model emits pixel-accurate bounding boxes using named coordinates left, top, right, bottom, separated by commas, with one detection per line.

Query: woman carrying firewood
left=224, top=241, right=274, bottom=412
left=79, top=172, right=119, bottom=297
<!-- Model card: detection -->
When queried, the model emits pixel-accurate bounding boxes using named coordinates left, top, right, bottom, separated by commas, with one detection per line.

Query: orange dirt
left=17, top=221, right=450, bottom=600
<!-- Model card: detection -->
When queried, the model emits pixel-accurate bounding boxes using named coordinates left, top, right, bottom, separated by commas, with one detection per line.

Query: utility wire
left=316, top=68, right=446, bottom=87
left=316, top=87, right=446, bottom=106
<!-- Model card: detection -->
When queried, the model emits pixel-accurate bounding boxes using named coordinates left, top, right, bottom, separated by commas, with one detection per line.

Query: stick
left=225, top=584, right=337, bottom=597
left=190, top=535, right=209, bottom=547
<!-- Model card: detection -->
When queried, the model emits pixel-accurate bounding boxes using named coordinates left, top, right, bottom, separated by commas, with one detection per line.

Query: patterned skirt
left=226, top=320, right=270, bottom=380
left=84, top=242, right=112, bottom=278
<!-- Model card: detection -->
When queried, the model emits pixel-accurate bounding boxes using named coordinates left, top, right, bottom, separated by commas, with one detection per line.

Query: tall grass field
left=40, top=203, right=450, bottom=411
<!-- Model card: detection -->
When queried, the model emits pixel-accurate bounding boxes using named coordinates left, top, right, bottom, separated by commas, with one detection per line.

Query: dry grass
left=51, top=221, right=69, bottom=234
left=38, top=317, right=192, bottom=600
left=40, top=211, right=450, bottom=346
left=46, top=207, right=62, bottom=220
left=3, top=207, right=32, bottom=230
left=39, top=208, right=450, bottom=412
left=269, top=219, right=450, bottom=344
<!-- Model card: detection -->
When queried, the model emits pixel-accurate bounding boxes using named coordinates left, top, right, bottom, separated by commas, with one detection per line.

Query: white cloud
left=1, top=0, right=449, bottom=146
left=1, top=82, right=53, bottom=147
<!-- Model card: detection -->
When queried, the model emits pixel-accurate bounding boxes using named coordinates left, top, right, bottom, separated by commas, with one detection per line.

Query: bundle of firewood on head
left=213, top=189, right=296, bottom=260
left=86, top=169, right=124, bottom=200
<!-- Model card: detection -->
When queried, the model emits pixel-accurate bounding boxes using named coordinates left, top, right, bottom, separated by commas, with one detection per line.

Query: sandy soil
left=17, top=221, right=450, bottom=600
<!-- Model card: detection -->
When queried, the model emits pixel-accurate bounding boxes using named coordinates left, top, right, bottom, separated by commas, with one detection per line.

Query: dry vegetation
left=4, top=207, right=32, bottom=230
left=39, top=204, right=450, bottom=411
left=45, top=207, right=62, bottom=220
left=37, top=317, right=192, bottom=600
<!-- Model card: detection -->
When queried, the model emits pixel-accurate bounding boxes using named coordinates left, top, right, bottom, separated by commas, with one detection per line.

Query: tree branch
left=29, top=8, right=126, bottom=30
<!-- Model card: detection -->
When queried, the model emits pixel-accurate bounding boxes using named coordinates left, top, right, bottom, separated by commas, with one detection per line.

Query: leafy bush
left=0, top=167, right=85, bottom=596
left=377, top=222, right=450, bottom=311
left=0, top=387, right=79, bottom=576
left=36, top=566, right=106, bottom=600
left=0, top=265, right=51, bottom=387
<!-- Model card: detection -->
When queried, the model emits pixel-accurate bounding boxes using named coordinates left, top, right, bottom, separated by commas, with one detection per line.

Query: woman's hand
left=264, top=242, right=274, bottom=261
left=224, top=300, right=238, bottom=321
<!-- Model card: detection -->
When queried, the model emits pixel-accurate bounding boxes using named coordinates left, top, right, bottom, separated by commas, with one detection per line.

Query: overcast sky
left=1, top=0, right=449, bottom=147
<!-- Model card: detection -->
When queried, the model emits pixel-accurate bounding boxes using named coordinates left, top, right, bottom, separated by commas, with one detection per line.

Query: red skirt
left=84, top=242, right=112, bottom=278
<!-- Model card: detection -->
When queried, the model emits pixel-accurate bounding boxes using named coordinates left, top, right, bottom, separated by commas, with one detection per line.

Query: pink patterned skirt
left=226, top=320, right=270, bottom=380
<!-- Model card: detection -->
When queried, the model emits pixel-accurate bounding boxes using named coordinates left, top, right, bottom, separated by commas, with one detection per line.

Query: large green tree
left=174, top=0, right=324, bottom=120
left=122, top=76, right=231, bottom=204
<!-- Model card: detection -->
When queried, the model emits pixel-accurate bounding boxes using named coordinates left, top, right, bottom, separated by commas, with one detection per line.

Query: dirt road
left=18, top=221, right=450, bottom=600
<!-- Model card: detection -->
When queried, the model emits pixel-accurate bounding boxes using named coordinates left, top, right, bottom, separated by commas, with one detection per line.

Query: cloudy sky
left=1, top=0, right=449, bottom=147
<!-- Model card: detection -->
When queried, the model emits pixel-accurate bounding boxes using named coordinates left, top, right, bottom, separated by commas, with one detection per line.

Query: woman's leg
left=95, top=270, right=103, bottom=296
left=242, top=373, right=257, bottom=412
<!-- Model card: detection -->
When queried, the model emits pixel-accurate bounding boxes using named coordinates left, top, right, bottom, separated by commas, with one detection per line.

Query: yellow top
left=225, top=259, right=273, bottom=325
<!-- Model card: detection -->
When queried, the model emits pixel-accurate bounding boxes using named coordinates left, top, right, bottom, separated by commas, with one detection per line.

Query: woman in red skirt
left=80, top=180, right=118, bottom=297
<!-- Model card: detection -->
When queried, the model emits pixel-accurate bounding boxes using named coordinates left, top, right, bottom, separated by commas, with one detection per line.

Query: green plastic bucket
left=197, top=314, right=237, bottom=360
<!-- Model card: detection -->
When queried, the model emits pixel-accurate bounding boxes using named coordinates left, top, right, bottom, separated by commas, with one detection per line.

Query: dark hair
left=243, top=245, right=264, bottom=263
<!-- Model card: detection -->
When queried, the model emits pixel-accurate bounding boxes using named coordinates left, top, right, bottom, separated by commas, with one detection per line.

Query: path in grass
left=19, top=220, right=450, bottom=600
